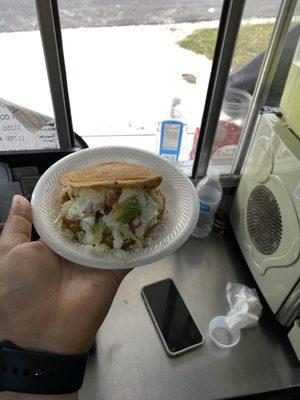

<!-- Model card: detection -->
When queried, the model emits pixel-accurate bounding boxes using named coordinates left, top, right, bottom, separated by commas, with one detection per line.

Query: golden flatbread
left=60, top=162, right=162, bottom=189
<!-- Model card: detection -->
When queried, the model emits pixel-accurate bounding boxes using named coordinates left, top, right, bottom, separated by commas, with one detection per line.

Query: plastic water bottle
left=193, top=169, right=223, bottom=238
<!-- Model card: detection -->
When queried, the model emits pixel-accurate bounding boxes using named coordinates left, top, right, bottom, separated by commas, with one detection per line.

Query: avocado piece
left=113, top=195, right=141, bottom=223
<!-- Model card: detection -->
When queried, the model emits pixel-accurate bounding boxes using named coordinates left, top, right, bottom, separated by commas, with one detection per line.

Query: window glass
left=0, top=1, right=59, bottom=151
left=58, top=0, right=225, bottom=174
left=205, top=0, right=282, bottom=175
left=267, top=3, right=300, bottom=139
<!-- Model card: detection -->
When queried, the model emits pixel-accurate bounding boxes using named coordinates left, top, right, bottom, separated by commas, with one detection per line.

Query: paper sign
left=0, top=98, right=59, bottom=151
left=159, top=120, right=184, bottom=162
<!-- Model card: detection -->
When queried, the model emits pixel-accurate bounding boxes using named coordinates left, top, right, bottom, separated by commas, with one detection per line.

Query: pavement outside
left=0, top=0, right=280, bottom=32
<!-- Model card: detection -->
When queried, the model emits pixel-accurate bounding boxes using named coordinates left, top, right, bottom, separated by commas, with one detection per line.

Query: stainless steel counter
left=80, top=232, right=300, bottom=400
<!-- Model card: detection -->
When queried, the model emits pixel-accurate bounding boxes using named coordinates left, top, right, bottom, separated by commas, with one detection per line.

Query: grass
left=177, top=23, right=274, bottom=70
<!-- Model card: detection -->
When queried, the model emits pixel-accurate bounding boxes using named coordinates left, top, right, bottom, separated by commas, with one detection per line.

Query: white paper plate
left=31, top=147, right=199, bottom=269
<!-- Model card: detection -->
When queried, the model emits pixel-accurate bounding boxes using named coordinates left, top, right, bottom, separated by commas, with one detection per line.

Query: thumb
left=1, top=195, right=32, bottom=250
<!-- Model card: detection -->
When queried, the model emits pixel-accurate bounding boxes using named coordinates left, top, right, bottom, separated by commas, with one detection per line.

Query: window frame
left=35, top=0, right=74, bottom=150
left=191, top=0, right=246, bottom=179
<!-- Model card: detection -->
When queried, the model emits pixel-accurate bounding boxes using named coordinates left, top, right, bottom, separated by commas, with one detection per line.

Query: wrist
left=0, top=333, right=90, bottom=356
left=0, top=341, right=87, bottom=396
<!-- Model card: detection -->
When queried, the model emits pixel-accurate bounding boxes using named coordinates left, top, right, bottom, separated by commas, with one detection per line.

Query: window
left=0, top=1, right=59, bottom=151
left=206, top=0, right=282, bottom=175
left=265, top=3, right=300, bottom=110
left=57, top=0, right=224, bottom=174
left=2, top=0, right=292, bottom=174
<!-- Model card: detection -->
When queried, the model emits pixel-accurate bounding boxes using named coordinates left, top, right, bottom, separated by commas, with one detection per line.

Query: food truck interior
left=0, top=0, right=300, bottom=399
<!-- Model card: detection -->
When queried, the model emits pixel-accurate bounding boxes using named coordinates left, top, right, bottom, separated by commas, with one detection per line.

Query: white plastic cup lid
left=207, top=167, right=220, bottom=178
left=209, top=315, right=241, bottom=349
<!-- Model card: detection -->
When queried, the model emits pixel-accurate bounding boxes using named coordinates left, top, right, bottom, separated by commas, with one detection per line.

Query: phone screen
left=142, top=279, right=203, bottom=355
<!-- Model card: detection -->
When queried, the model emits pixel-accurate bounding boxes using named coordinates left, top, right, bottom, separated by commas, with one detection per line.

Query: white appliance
left=230, top=112, right=300, bottom=359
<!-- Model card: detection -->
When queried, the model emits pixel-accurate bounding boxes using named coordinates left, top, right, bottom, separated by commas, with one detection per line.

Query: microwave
left=230, top=112, right=300, bottom=360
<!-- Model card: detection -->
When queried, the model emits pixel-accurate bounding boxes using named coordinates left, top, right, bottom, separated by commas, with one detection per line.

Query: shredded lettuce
left=57, top=186, right=162, bottom=252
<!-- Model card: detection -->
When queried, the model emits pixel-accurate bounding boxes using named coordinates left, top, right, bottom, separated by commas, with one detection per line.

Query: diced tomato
left=128, top=217, right=142, bottom=233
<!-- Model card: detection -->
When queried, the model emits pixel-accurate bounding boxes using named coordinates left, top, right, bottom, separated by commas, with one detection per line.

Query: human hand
left=0, top=195, right=130, bottom=355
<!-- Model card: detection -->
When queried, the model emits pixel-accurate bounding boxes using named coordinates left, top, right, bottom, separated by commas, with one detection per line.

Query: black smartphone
left=141, top=278, right=204, bottom=357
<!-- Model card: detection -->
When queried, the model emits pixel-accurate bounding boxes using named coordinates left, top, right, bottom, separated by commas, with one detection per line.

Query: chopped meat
left=61, top=192, right=70, bottom=204
left=61, top=217, right=81, bottom=234
left=105, top=189, right=121, bottom=212
left=82, top=208, right=95, bottom=215
left=95, top=211, right=102, bottom=222
left=122, top=238, right=135, bottom=250
left=102, top=234, right=113, bottom=248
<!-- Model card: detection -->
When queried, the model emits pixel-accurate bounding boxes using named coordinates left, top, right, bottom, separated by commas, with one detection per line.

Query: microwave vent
left=247, top=185, right=282, bottom=255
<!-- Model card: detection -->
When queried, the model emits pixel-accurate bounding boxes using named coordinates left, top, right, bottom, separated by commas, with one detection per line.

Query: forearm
left=0, top=393, right=78, bottom=400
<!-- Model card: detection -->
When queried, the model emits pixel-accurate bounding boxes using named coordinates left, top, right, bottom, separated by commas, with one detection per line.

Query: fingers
left=1, top=195, right=32, bottom=251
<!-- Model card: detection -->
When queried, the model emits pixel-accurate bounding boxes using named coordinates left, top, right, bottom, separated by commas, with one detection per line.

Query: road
left=0, top=0, right=280, bottom=33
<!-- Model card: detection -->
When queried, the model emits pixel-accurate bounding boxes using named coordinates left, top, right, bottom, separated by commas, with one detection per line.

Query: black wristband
left=0, top=341, right=88, bottom=394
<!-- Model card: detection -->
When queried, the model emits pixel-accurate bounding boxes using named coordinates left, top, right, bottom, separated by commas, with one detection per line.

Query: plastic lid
left=207, top=167, right=220, bottom=178
left=293, top=37, right=300, bottom=63
left=209, top=316, right=241, bottom=349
